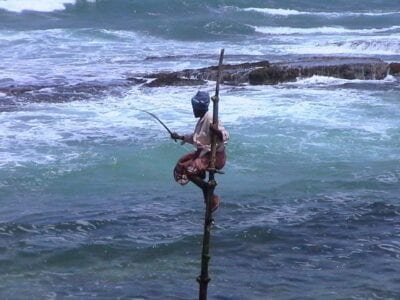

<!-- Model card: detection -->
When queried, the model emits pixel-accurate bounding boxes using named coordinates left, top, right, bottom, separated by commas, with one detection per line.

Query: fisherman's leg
left=187, top=174, right=219, bottom=212
left=215, top=150, right=226, bottom=170
left=178, top=153, right=220, bottom=212
left=186, top=155, right=208, bottom=191
left=174, top=152, right=198, bottom=185
left=192, top=155, right=221, bottom=212
left=188, top=174, right=207, bottom=190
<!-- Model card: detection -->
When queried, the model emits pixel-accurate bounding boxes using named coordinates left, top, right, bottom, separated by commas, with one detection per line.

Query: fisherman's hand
left=210, top=124, right=223, bottom=140
left=210, top=124, right=219, bottom=132
left=170, top=132, right=183, bottom=140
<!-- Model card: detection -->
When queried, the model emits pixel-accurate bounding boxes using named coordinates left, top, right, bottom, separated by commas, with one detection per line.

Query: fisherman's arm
left=170, top=132, right=194, bottom=144
left=170, top=132, right=184, bottom=140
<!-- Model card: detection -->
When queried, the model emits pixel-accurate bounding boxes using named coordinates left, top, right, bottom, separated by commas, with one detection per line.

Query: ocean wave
left=243, top=7, right=305, bottom=16
left=0, top=88, right=197, bottom=168
left=347, top=202, right=400, bottom=223
left=1, top=1, right=398, bottom=18
left=331, top=38, right=400, bottom=54
left=253, top=25, right=400, bottom=35
left=0, top=0, right=95, bottom=13
left=290, top=75, right=397, bottom=87
left=276, top=37, right=400, bottom=56
left=242, top=7, right=400, bottom=17
left=0, top=220, right=100, bottom=236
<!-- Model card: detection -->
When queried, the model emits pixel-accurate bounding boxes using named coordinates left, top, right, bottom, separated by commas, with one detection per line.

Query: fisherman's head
left=191, top=91, right=210, bottom=118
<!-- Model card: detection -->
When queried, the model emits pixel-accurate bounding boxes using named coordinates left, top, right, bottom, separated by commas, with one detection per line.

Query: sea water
left=1, top=1, right=400, bottom=299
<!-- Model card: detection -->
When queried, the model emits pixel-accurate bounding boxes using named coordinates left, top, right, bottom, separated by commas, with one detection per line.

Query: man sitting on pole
left=171, top=91, right=229, bottom=212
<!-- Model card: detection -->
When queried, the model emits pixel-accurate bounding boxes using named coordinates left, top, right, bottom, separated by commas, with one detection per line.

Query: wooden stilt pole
left=197, top=49, right=225, bottom=300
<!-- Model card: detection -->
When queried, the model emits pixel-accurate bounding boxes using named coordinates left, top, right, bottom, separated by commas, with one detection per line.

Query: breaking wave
left=253, top=25, right=400, bottom=35
left=0, top=0, right=95, bottom=13
left=242, top=7, right=400, bottom=17
left=291, top=75, right=397, bottom=86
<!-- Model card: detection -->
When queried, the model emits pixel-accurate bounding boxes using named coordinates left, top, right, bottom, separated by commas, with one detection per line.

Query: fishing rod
left=136, top=109, right=178, bottom=142
left=138, top=109, right=173, bottom=135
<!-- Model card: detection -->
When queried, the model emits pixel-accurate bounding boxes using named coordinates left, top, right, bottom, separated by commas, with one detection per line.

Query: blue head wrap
left=191, top=91, right=210, bottom=112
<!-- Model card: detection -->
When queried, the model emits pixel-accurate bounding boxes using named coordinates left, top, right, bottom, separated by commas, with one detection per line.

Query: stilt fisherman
left=171, top=91, right=229, bottom=212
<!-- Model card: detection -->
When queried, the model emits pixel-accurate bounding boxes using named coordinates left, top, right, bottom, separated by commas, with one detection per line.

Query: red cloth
left=174, top=149, right=226, bottom=185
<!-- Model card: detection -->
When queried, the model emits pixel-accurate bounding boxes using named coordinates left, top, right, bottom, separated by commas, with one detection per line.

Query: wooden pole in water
left=197, top=48, right=225, bottom=300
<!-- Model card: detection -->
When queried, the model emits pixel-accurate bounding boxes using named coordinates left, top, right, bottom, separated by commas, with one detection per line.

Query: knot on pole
left=211, top=95, right=219, bottom=102
left=208, top=180, right=217, bottom=188
left=207, top=168, right=225, bottom=175
left=202, top=254, right=211, bottom=262
left=197, top=276, right=211, bottom=284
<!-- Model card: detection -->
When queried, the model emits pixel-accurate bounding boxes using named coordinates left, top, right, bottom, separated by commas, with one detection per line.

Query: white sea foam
left=0, top=89, right=198, bottom=167
left=242, top=7, right=400, bottom=17
left=243, top=7, right=304, bottom=16
left=0, top=0, right=95, bottom=13
left=290, top=75, right=397, bottom=86
left=225, top=85, right=400, bottom=144
left=0, top=28, right=248, bottom=85
left=291, top=76, right=359, bottom=86
left=272, top=34, right=400, bottom=56
left=376, top=172, right=399, bottom=184
left=253, top=25, right=400, bottom=35
left=329, top=38, right=400, bottom=55
left=1, top=80, right=399, bottom=169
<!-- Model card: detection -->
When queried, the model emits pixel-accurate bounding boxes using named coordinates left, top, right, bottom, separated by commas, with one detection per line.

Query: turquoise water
left=1, top=1, right=400, bottom=299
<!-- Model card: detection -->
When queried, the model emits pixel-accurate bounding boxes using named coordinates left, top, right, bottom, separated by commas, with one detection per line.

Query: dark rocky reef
left=389, top=63, right=400, bottom=75
left=144, top=73, right=206, bottom=87
left=0, top=80, right=139, bottom=104
left=140, top=57, right=390, bottom=87
left=2, top=57, right=395, bottom=110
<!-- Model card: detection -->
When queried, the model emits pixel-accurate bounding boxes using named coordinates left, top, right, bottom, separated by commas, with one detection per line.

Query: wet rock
left=143, top=57, right=389, bottom=87
left=389, top=63, right=400, bottom=75
left=144, top=73, right=206, bottom=87
left=143, top=61, right=270, bottom=87
left=290, top=58, right=389, bottom=80
left=0, top=81, right=128, bottom=103
left=0, top=85, right=42, bottom=95
left=126, top=77, right=147, bottom=84
left=249, top=65, right=299, bottom=85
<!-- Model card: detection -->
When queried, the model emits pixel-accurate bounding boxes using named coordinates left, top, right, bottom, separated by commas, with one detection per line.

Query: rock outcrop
left=144, top=73, right=206, bottom=87
left=141, top=57, right=389, bottom=87
left=389, top=62, right=400, bottom=75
